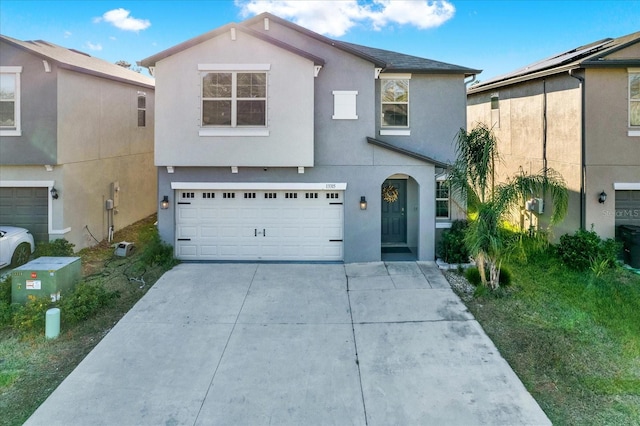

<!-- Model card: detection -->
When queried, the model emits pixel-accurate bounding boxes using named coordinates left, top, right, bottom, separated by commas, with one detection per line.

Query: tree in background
left=448, top=123, right=568, bottom=289
left=115, top=60, right=142, bottom=73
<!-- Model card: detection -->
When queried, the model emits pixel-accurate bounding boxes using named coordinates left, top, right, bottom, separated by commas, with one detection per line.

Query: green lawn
left=458, top=252, right=640, bottom=425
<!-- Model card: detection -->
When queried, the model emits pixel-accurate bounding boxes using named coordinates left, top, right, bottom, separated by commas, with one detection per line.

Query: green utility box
left=11, top=257, right=82, bottom=304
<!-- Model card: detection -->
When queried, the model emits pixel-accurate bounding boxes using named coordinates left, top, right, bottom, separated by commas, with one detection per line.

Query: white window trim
left=435, top=177, right=450, bottom=220
left=0, top=66, right=22, bottom=136
left=380, top=129, right=411, bottom=136
left=332, top=90, right=358, bottom=120
left=199, top=128, right=269, bottom=137
left=629, top=68, right=640, bottom=131
left=200, top=67, right=268, bottom=132
left=198, top=64, right=271, bottom=71
left=380, top=73, right=411, bottom=130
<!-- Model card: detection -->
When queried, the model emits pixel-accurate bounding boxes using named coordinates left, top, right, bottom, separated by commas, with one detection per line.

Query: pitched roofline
left=467, top=64, right=581, bottom=94
left=366, top=137, right=450, bottom=168
left=1, top=35, right=154, bottom=89
left=242, top=13, right=388, bottom=68
left=139, top=22, right=325, bottom=68
left=468, top=31, right=640, bottom=94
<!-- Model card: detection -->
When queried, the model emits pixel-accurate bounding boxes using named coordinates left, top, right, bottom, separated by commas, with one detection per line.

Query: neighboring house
left=0, top=35, right=156, bottom=251
left=139, top=13, right=479, bottom=263
left=467, top=31, right=640, bottom=241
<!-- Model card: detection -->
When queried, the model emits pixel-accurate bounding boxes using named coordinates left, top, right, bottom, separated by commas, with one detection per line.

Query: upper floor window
left=137, top=91, right=146, bottom=127
left=202, top=71, right=266, bottom=127
left=381, top=75, right=410, bottom=128
left=0, top=66, right=22, bottom=136
left=436, top=180, right=450, bottom=219
left=630, top=70, right=640, bottom=128
left=491, top=92, right=500, bottom=129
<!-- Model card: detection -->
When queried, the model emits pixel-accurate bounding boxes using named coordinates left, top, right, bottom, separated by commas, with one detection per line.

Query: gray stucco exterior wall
left=0, top=40, right=57, bottom=165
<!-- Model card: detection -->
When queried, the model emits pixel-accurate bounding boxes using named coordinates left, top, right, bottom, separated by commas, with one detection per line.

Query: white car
left=0, top=226, right=35, bottom=269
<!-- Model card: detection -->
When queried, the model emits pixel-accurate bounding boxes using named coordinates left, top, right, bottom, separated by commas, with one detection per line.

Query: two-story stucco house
left=139, top=13, right=479, bottom=263
left=467, top=31, right=640, bottom=241
left=0, top=35, right=156, bottom=251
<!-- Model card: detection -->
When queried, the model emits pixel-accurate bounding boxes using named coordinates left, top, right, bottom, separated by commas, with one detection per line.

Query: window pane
left=382, top=104, right=408, bottom=126
left=237, top=73, right=266, bottom=98
left=237, top=100, right=265, bottom=126
left=138, top=110, right=146, bottom=127
left=436, top=200, right=449, bottom=218
left=382, top=80, right=408, bottom=102
left=202, top=100, right=231, bottom=125
left=0, top=101, right=15, bottom=127
left=203, top=73, right=231, bottom=98
left=436, top=181, right=449, bottom=198
left=138, top=95, right=146, bottom=109
left=0, top=74, right=15, bottom=100
left=631, top=101, right=640, bottom=127
left=630, top=74, right=640, bottom=100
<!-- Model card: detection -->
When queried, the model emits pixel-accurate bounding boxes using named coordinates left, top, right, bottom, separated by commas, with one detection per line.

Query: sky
left=1, top=0, right=639, bottom=81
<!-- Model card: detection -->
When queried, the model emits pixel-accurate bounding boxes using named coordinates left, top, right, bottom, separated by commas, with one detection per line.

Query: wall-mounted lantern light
left=160, top=195, right=170, bottom=209
left=360, top=196, right=367, bottom=210
left=598, top=191, right=607, bottom=204
left=50, top=187, right=59, bottom=199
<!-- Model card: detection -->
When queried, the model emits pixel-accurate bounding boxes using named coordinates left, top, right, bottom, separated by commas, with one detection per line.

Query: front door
left=381, top=179, right=407, bottom=244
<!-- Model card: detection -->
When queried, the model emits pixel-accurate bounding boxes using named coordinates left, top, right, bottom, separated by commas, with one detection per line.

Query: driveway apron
left=25, top=262, right=550, bottom=426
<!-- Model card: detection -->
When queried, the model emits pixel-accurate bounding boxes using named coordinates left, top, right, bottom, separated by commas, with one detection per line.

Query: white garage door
left=174, top=186, right=344, bottom=261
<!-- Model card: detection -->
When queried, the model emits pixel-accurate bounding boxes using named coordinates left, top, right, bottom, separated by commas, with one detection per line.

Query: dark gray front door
left=381, top=179, right=407, bottom=244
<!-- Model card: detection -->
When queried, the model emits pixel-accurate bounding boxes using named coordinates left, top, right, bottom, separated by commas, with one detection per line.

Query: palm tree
left=448, top=123, right=568, bottom=289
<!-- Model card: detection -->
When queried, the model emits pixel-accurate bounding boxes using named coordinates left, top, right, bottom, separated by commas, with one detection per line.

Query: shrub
left=465, top=265, right=512, bottom=287
left=139, top=230, right=178, bottom=269
left=34, top=238, right=75, bottom=258
left=0, top=276, right=11, bottom=326
left=12, top=296, right=53, bottom=332
left=499, top=266, right=512, bottom=286
left=465, top=266, right=482, bottom=286
left=438, top=220, right=470, bottom=264
left=557, top=229, right=622, bottom=272
left=59, top=282, right=119, bottom=324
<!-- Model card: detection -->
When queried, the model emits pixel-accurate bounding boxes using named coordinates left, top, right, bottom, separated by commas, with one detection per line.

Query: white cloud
left=236, top=0, right=454, bottom=37
left=63, top=31, right=72, bottom=38
left=95, top=8, right=151, bottom=32
left=85, top=41, right=103, bottom=51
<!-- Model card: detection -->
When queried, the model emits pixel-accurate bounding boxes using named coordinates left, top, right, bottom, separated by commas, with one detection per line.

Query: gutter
left=568, top=69, right=586, bottom=230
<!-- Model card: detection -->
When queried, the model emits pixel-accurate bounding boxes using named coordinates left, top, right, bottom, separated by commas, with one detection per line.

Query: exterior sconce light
left=360, top=196, right=367, bottom=210
left=598, top=191, right=607, bottom=204
left=160, top=195, right=170, bottom=210
left=50, top=187, right=59, bottom=199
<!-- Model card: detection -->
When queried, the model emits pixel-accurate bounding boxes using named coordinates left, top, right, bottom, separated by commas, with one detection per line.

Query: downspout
left=542, top=80, right=548, bottom=176
left=569, top=69, right=586, bottom=230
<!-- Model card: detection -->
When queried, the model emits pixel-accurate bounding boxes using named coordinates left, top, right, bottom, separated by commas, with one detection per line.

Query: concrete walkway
left=26, top=262, right=550, bottom=426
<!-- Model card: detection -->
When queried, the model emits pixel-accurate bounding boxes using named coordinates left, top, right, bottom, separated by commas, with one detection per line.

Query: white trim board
left=171, top=182, right=347, bottom=190
left=614, top=182, right=640, bottom=190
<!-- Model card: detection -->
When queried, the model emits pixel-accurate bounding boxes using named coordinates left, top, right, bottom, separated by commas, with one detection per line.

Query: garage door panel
left=178, top=244, right=198, bottom=257
left=0, top=187, right=49, bottom=243
left=200, top=226, right=218, bottom=238
left=175, top=188, right=344, bottom=261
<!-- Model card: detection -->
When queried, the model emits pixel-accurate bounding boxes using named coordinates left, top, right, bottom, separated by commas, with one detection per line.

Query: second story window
left=491, top=92, right=500, bottom=129
left=630, top=70, right=640, bottom=127
left=137, top=92, right=146, bottom=127
left=202, top=72, right=266, bottom=127
left=0, top=66, right=22, bottom=136
left=381, top=77, right=409, bottom=127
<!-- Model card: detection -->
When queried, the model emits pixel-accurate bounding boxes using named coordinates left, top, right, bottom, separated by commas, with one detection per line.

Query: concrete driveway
left=26, top=262, right=550, bottom=426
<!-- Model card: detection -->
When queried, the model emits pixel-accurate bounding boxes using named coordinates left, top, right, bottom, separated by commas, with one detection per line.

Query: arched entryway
left=381, top=174, right=419, bottom=260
